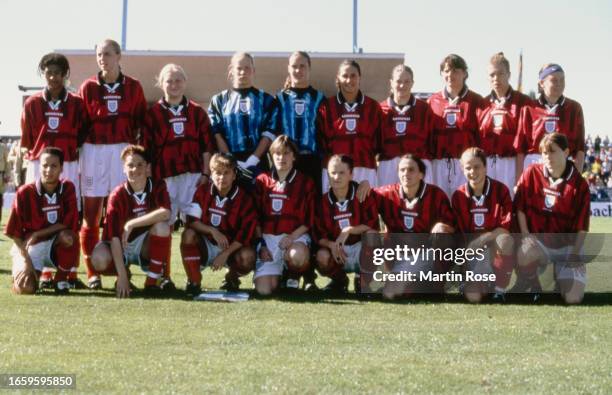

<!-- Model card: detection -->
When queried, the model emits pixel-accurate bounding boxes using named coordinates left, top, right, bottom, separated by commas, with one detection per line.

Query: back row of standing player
left=19, top=39, right=585, bottom=289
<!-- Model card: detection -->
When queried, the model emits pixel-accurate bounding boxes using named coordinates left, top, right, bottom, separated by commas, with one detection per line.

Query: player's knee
left=562, top=290, right=584, bottom=305
left=255, top=277, right=277, bottom=295
left=496, top=233, right=514, bottom=255
left=286, top=243, right=310, bottom=273
left=464, top=291, right=484, bottom=304
left=91, top=244, right=112, bottom=272
left=181, top=228, right=197, bottom=245
left=316, top=249, right=332, bottom=273
left=150, top=221, right=170, bottom=237
left=57, top=230, right=77, bottom=248
left=11, top=271, right=37, bottom=295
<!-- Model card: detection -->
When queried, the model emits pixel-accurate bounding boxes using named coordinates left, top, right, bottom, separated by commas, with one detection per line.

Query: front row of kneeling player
left=7, top=133, right=589, bottom=304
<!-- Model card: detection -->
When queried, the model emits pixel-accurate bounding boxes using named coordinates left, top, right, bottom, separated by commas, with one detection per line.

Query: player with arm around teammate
left=253, top=136, right=315, bottom=295
left=5, top=147, right=79, bottom=295
left=513, top=133, right=590, bottom=304
left=79, top=39, right=147, bottom=290
left=90, top=145, right=172, bottom=298
left=372, top=154, right=455, bottom=300
left=452, top=147, right=514, bottom=303
left=180, top=153, right=258, bottom=295
left=315, top=155, right=379, bottom=294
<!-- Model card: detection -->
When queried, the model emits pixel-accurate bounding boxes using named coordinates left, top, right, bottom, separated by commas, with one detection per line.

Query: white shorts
left=254, top=233, right=311, bottom=279
left=165, top=172, right=201, bottom=224
left=377, top=157, right=433, bottom=187
left=11, top=237, right=56, bottom=275
left=322, top=167, right=377, bottom=193
left=523, top=153, right=542, bottom=169
left=341, top=242, right=362, bottom=274
left=535, top=240, right=587, bottom=285
left=123, top=231, right=148, bottom=269
left=432, top=158, right=466, bottom=198
left=26, top=160, right=81, bottom=209
left=80, top=143, right=128, bottom=197
left=201, top=236, right=223, bottom=267
left=487, top=156, right=516, bottom=198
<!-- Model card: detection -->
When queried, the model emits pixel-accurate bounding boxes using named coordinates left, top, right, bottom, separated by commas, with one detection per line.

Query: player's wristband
left=245, top=155, right=260, bottom=168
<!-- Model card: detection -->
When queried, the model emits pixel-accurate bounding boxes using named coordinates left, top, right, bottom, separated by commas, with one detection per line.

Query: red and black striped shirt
left=318, top=92, right=382, bottom=168
left=373, top=182, right=454, bottom=233
left=428, top=88, right=483, bottom=159
left=451, top=177, right=512, bottom=233
left=187, top=182, right=257, bottom=246
left=79, top=73, right=147, bottom=145
left=5, top=180, right=78, bottom=241
left=478, top=88, right=532, bottom=157
left=315, top=181, right=379, bottom=245
left=20, top=89, right=87, bottom=162
left=143, top=97, right=214, bottom=179
left=255, top=168, right=315, bottom=235
left=379, top=95, right=433, bottom=160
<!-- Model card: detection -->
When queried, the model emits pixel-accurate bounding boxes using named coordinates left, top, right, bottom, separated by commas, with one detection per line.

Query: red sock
left=80, top=226, right=99, bottom=279
left=492, top=254, right=514, bottom=289
left=145, top=235, right=171, bottom=286
left=54, top=243, right=79, bottom=283
left=40, top=267, right=54, bottom=282
left=163, top=246, right=172, bottom=278
left=181, top=243, right=202, bottom=285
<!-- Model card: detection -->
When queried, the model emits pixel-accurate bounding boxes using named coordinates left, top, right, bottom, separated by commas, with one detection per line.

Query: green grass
left=1, top=215, right=611, bottom=394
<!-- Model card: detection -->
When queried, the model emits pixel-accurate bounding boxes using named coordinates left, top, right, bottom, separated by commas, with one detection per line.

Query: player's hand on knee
left=278, top=235, right=294, bottom=250
left=211, top=229, right=228, bottom=250
left=211, top=255, right=225, bottom=271
left=259, top=246, right=273, bottom=262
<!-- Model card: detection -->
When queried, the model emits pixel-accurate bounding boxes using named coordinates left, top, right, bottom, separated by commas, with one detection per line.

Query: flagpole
left=517, top=49, right=523, bottom=93
left=121, top=0, right=128, bottom=50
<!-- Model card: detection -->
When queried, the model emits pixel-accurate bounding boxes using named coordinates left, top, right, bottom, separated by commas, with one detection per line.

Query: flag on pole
left=517, top=49, right=523, bottom=93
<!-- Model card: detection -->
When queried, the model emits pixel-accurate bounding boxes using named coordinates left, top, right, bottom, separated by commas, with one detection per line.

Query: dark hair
left=41, top=146, right=65, bottom=166
left=38, top=53, right=70, bottom=78
left=440, top=54, right=468, bottom=81
left=284, top=51, right=312, bottom=90
left=460, top=147, right=487, bottom=167
left=210, top=152, right=238, bottom=173
left=335, top=59, right=361, bottom=90
left=328, top=154, right=354, bottom=172
left=120, top=144, right=150, bottom=163
left=398, top=154, right=426, bottom=176
left=540, top=133, right=569, bottom=153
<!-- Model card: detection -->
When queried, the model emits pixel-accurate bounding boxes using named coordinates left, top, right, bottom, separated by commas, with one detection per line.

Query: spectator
left=594, top=134, right=601, bottom=152
left=603, top=135, right=610, bottom=149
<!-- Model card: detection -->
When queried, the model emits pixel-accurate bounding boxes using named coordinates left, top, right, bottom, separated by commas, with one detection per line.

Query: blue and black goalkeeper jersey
left=208, top=87, right=279, bottom=154
left=276, top=86, right=325, bottom=154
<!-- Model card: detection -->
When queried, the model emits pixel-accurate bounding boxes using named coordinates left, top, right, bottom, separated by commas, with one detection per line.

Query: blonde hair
left=227, top=52, right=255, bottom=82
left=95, top=39, right=121, bottom=55
left=210, top=153, right=237, bottom=173
left=460, top=147, right=487, bottom=167
left=284, top=51, right=311, bottom=90
left=489, top=52, right=510, bottom=73
left=155, top=63, right=187, bottom=88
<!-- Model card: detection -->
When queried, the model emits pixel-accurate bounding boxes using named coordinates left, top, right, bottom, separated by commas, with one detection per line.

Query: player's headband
left=539, top=64, right=564, bottom=81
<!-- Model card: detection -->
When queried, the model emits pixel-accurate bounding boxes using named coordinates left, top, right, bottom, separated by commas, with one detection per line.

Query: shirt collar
left=489, top=87, right=513, bottom=103
left=336, top=90, right=364, bottom=106
left=42, top=88, right=68, bottom=103
left=389, top=94, right=416, bottom=109
left=538, top=94, right=566, bottom=107
left=124, top=177, right=153, bottom=196
left=97, top=71, right=125, bottom=86
left=210, top=182, right=239, bottom=201
left=443, top=85, right=468, bottom=101
left=466, top=176, right=491, bottom=199
left=328, top=181, right=357, bottom=205
left=543, top=160, right=574, bottom=185
left=271, top=168, right=297, bottom=184
left=36, top=179, right=63, bottom=197
left=399, top=180, right=427, bottom=201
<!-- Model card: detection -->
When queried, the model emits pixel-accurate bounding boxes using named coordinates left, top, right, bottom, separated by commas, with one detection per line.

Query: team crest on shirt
left=395, top=121, right=407, bottom=134
left=493, top=114, right=504, bottom=128
left=239, top=99, right=251, bottom=114
left=545, top=120, right=556, bottom=133
left=172, top=122, right=185, bottom=136
left=47, top=116, right=59, bottom=130
left=338, top=218, right=350, bottom=230
left=107, top=99, right=118, bottom=113
left=403, top=215, right=414, bottom=230
left=345, top=118, right=357, bottom=132
left=544, top=194, right=556, bottom=209
left=474, top=213, right=485, bottom=227
left=210, top=213, right=222, bottom=227
left=445, top=113, right=457, bottom=126
left=294, top=100, right=305, bottom=116
left=47, top=210, right=58, bottom=224
left=272, top=198, right=283, bottom=212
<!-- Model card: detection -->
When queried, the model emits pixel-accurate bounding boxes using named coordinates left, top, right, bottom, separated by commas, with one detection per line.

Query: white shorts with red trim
left=80, top=143, right=127, bottom=198
left=535, top=239, right=587, bottom=285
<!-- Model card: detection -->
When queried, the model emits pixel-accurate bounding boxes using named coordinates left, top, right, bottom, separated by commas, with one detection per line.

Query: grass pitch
left=1, top=214, right=611, bottom=394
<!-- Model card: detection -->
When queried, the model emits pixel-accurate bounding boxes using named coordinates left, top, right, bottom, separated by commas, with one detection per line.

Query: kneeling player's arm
left=110, top=238, right=128, bottom=279
left=571, top=230, right=587, bottom=256
left=517, top=211, right=530, bottom=235
left=289, top=225, right=309, bottom=241
left=253, top=137, right=272, bottom=160
left=318, top=238, right=334, bottom=250
left=218, top=241, right=243, bottom=261
left=188, top=220, right=219, bottom=238
left=9, top=236, right=34, bottom=270
left=125, top=208, right=170, bottom=230
left=214, top=134, right=230, bottom=154
left=28, top=224, right=68, bottom=244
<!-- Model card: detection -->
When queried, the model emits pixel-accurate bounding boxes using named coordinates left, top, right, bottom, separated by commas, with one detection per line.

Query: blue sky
left=1, top=0, right=610, bottom=137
